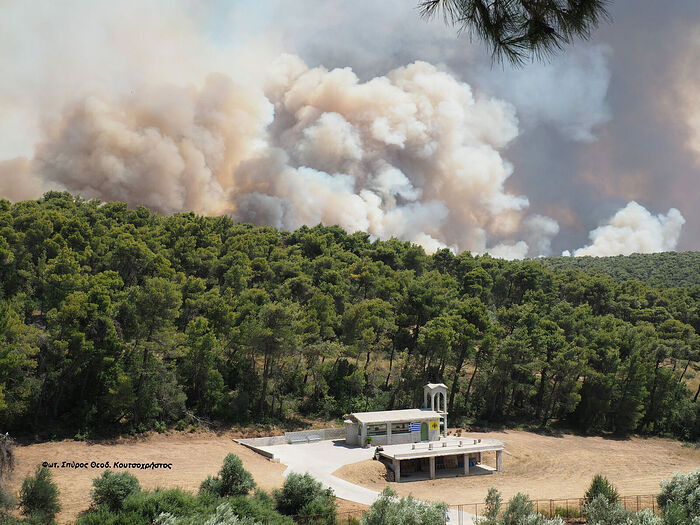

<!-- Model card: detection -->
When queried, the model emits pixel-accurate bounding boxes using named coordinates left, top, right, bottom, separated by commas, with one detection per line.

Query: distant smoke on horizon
left=567, top=202, right=685, bottom=257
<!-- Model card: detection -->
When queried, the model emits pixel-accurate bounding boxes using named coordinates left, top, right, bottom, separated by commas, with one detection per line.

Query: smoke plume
left=0, top=0, right=692, bottom=258
left=570, top=202, right=685, bottom=257
left=1, top=53, right=565, bottom=256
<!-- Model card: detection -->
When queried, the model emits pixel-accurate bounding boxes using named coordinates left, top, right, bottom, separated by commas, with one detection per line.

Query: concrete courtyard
left=257, top=439, right=477, bottom=524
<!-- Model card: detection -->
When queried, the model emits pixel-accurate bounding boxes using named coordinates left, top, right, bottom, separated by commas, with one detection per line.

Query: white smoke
left=487, top=241, right=530, bottom=260
left=571, top=202, right=685, bottom=257
left=1, top=49, right=564, bottom=256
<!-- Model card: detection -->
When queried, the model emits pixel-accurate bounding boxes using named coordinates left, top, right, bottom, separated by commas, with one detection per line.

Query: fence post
left=637, top=495, right=640, bottom=512
left=550, top=499, right=553, bottom=518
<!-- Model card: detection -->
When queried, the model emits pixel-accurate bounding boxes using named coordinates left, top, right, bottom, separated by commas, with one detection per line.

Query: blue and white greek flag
left=408, top=422, right=421, bottom=432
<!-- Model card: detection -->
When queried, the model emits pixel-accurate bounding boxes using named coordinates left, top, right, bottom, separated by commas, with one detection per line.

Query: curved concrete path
left=258, top=439, right=475, bottom=524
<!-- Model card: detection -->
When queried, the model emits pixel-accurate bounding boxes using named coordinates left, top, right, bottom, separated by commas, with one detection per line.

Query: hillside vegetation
left=539, top=252, right=700, bottom=288
left=1, top=193, right=699, bottom=441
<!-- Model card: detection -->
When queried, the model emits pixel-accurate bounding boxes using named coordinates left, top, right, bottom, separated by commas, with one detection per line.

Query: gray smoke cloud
left=0, top=0, right=693, bottom=257
left=676, top=28, right=700, bottom=166
left=1, top=53, right=561, bottom=255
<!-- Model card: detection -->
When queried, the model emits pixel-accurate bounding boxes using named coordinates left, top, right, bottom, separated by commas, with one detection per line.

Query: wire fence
left=449, top=494, right=660, bottom=524
left=255, top=493, right=661, bottom=524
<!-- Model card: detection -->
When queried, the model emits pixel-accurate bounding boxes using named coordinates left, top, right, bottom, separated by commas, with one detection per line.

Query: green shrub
left=155, top=503, right=263, bottom=525
left=200, top=454, right=255, bottom=498
left=501, top=493, right=536, bottom=525
left=478, top=487, right=502, bottom=525
left=227, top=493, right=292, bottom=523
left=634, top=509, right=662, bottom=525
left=476, top=489, right=565, bottom=525
left=75, top=507, right=145, bottom=525
left=199, top=476, right=223, bottom=497
left=360, top=487, right=448, bottom=525
left=657, top=468, right=700, bottom=520
left=121, top=488, right=201, bottom=521
left=584, top=474, right=620, bottom=504
left=583, top=494, right=632, bottom=525
left=273, top=472, right=336, bottom=522
left=91, top=470, right=141, bottom=511
left=19, top=466, right=61, bottom=522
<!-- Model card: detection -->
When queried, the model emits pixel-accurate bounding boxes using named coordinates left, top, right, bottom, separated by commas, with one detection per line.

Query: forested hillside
left=539, top=252, right=700, bottom=288
left=1, top=193, right=699, bottom=441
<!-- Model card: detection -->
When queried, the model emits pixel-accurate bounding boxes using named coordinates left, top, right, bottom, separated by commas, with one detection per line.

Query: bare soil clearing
left=7, top=429, right=698, bottom=523
left=334, top=429, right=700, bottom=506
left=5, top=431, right=287, bottom=524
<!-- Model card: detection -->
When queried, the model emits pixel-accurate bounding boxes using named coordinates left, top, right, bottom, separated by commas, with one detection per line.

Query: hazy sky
left=1, top=0, right=698, bottom=257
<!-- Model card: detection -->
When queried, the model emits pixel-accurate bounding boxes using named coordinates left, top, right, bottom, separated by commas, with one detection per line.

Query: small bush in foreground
left=657, top=468, right=700, bottom=521
left=583, top=495, right=662, bottom=525
left=200, top=454, right=255, bottom=498
left=274, top=472, right=336, bottom=523
left=19, top=466, right=61, bottom=523
left=584, top=474, right=620, bottom=504
left=155, top=502, right=262, bottom=525
left=476, top=489, right=564, bottom=525
left=361, top=487, right=448, bottom=525
left=91, top=470, right=141, bottom=511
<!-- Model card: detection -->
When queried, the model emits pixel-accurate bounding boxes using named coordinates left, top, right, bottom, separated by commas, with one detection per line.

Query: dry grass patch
left=333, top=429, right=700, bottom=506
left=4, top=430, right=287, bottom=524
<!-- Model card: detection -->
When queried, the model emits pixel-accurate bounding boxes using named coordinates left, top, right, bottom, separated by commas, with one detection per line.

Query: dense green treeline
left=1, top=192, right=699, bottom=441
left=539, top=252, right=700, bottom=288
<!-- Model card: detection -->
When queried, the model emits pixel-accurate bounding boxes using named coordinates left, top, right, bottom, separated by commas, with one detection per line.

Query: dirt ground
left=333, top=429, right=700, bottom=506
left=7, top=429, right=699, bottom=523
left=4, top=431, right=291, bottom=524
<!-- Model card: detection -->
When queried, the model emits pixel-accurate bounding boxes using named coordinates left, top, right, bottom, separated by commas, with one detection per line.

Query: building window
left=391, top=422, right=410, bottom=434
left=367, top=423, right=387, bottom=436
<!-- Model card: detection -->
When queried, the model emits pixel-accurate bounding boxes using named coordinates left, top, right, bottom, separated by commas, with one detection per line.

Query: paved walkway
left=258, top=439, right=476, bottom=524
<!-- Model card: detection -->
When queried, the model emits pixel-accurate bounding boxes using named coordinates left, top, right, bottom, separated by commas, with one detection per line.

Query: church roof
left=348, top=408, right=442, bottom=424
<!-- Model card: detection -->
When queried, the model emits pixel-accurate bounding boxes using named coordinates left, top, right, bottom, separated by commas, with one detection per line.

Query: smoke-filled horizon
left=0, top=0, right=698, bottom=258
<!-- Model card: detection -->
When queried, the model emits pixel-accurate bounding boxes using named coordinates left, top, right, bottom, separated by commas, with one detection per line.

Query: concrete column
left=496, top=450, right=503, bottom=472
left=387, top=422, right=392, bottom=445
left=463, top=453, right=469, bottom=476
left=360, top=423, right=367, bottom=446
left=393, top=458, right=401, bottom=482
left=429, top=456, right=436, bottom=479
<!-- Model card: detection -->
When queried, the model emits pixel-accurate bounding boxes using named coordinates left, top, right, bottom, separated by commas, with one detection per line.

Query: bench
left=289, top=434, right=322, bottom=444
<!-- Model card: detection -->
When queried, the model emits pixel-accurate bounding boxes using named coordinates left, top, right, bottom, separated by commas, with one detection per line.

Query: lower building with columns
left=377, top=438, right=504, bottom=481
